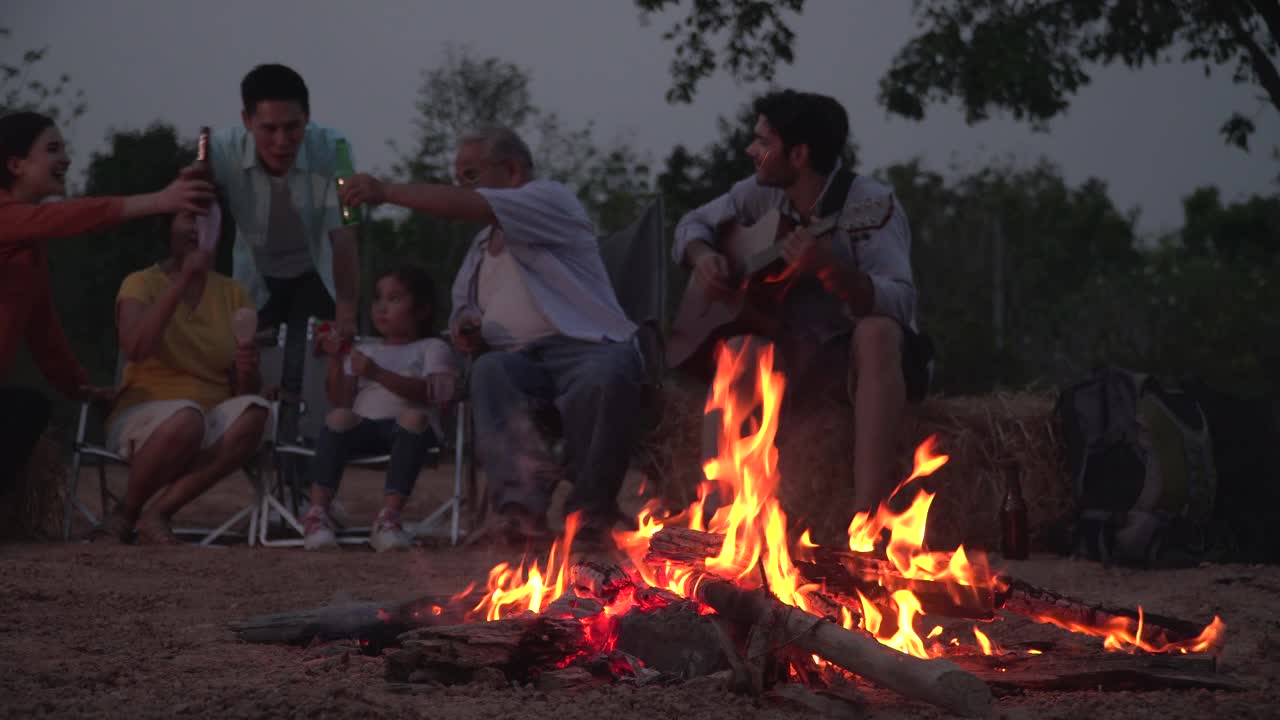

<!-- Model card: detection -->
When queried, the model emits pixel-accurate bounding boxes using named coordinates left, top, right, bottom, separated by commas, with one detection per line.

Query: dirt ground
left=3, top=464, right=1280, bottom=720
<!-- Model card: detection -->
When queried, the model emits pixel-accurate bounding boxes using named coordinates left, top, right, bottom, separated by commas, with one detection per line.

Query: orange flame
left=973, top=625, right=1002, bottom=656
left=470, top=512, right=581, bottom=621
left=1031, top=609, right=1227, bottom=655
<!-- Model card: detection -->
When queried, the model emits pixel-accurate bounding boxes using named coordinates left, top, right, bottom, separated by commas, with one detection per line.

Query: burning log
left=951, top=649, right=1246, bottom=694
left=387, top=615, right=590, bottom=685
left=648, top=527, right=995, bottom=620
left=995, top=577, right=1223, bottom=651
left=690, top=575, right=992, bottom=717
left=228, top=593, right=472, bottom=650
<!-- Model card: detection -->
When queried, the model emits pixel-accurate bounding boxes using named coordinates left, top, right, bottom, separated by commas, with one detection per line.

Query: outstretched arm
left=339, top=174, right=495, bottom=226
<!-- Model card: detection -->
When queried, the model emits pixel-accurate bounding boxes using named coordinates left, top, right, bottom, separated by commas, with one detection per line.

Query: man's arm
left=819, top=198, right=916, bottom=323
left=341, top=174, right=497, bottom=227
left=671, top=176, right=770, bottom=266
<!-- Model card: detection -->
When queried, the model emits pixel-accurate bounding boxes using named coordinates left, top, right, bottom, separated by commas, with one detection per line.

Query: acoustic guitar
left=665, top=197, right=894, bottom=373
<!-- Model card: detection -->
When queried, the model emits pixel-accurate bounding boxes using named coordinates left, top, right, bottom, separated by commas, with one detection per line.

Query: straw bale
left=640, top=382, right=1070, bottom=553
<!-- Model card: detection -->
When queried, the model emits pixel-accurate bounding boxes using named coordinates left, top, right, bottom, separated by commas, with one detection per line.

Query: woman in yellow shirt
left=104, top=210, right=270, bottom=544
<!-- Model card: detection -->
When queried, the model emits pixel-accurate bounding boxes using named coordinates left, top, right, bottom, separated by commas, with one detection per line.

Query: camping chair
left=267, top=318, right=461, bottom=546
left=456, top=197, right=668, bottom=534
left=61, top=328, right=284, bottom=545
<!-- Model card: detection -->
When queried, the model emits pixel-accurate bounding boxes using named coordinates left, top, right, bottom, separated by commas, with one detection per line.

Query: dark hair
left=0, top=111, right=57, bottom=189
left=752, top=90, right=849, bottom=175
left=377, top=264, right=437, bottom=337
left=241, top=64, right=310, bottom=116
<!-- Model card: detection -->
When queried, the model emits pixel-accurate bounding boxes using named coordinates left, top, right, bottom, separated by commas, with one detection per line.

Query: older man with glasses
left=339, top=126, right=644, bottom=547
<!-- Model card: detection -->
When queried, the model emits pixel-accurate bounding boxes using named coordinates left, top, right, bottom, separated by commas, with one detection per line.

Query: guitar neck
left=743, top=213, right=840, bottom=276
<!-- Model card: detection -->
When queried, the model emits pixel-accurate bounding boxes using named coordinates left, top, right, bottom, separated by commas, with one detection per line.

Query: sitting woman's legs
left=136, top=400, right=269, bottom=541
left=120, top=406, right=206, bottom=528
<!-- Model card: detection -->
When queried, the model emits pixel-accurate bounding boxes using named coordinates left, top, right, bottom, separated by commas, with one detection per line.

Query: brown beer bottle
left=197, top=126, right=210, bottom=162
left=1000, top=463, right=1029, bottom=560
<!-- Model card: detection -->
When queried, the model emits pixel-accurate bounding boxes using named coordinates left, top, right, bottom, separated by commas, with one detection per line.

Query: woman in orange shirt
left=0, top=111, right=212, bottom=499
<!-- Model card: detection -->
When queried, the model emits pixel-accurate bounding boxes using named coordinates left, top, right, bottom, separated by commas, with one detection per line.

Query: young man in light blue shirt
left=192, top=64, right=359, bottom=443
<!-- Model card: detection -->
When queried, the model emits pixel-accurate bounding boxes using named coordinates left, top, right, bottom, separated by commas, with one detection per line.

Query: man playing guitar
left=671, top=89, right=931, bottom=515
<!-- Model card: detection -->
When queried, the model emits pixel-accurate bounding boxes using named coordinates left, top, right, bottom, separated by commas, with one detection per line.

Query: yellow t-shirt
left=113, top=265, right=254, bottom=416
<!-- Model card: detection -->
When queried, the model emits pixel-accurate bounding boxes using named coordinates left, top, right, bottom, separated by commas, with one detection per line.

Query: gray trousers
left=469, top=335, right=644, bottom=520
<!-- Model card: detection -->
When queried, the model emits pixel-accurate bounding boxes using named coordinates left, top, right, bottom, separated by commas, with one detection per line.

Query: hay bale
left=642, top=384, right=1070, bottom=553
left=0, top=430, right=67, bottom=540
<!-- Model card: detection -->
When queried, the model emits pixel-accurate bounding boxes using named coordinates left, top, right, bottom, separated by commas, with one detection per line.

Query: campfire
left=233, top=340, right=1233, bottom=716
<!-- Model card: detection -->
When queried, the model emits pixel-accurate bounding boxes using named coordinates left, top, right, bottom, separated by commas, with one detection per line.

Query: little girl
left=302, top=264, right=460, bottom=551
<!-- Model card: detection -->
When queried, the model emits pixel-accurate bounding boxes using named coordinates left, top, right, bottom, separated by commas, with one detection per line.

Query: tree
left=882, top=157, right=1140, bottom=391
left=879, top=1, right=1280, bottom=150
left=634, top=0, right=805, bottom=103
left=637, top=2, right=1279, bottom=150
left=0, top=27, right=87, bottom=124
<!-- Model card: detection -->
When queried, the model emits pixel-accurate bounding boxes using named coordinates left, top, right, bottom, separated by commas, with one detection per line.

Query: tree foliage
left=634, top=0, right=805, bottom=103
left=880, top=1, right=1280, bottom=149
left=636, top=1, right=1280, bottom=148
left=0, top=27, right=87, bottom=124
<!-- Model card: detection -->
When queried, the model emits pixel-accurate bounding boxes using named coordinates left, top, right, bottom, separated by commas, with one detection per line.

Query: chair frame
left=265, top=317, right=465, bottom=546
left=62, top=328, right=283, bottom=546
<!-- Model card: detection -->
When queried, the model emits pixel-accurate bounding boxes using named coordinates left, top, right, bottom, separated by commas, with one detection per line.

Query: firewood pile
left=231, top=340, right=1237, bottom=716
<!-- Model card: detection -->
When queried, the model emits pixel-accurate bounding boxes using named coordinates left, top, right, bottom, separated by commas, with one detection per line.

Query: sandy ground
left=3, top=464, right=1280, bottom=720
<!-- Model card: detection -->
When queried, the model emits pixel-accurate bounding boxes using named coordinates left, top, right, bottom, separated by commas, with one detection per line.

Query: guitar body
left=664, top=194, right=896, bottom=375
left=666, top=210, right=790, bottom=374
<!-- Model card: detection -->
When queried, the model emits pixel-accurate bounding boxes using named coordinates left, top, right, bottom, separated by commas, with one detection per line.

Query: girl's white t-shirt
left=343, top=337, right=458, bottom=420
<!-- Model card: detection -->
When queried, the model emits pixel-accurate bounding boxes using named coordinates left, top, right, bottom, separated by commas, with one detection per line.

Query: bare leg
left=120, top=408, right=205, bottom=525
left=849, top=317, right=907, bottom=513
left=138, top=407, right=268, bottom=535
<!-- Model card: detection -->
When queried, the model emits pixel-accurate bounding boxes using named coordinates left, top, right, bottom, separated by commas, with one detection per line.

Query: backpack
left=1055, top=366, right=1219, bottom=567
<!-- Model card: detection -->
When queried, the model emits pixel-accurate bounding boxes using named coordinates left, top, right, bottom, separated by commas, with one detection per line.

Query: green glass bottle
left=334, top=138, right=363, bottom=225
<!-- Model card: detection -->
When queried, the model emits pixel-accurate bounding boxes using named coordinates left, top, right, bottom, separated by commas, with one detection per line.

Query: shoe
left=369, top=509, right=412, bottom=552
left=302, top=505, right=339, bottom=550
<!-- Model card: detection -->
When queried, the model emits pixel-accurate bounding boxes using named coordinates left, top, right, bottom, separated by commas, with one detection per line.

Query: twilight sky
left=7, top=0, right=1277, bottom=234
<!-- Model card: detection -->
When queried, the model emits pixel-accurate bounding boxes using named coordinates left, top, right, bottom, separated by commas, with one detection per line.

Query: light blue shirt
left=450, top=179, right=636, bottom=344
left=208, top=123, right=350, bottom=308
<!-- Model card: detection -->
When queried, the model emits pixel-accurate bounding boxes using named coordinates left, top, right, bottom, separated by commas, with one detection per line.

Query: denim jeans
left=309, top=417, right=437, bottom=497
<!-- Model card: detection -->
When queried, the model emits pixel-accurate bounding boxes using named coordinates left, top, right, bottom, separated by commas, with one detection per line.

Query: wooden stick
left=995, top=577, right=1218, bottom=650
left=389, top=615, right=587, bottom=684
left=227, top=593, right=474, bottom=647
left=949, top=650, right=1245, bottom=693
left=648, top=527, right=994, bottom=620
left=692, top=575, right=992, bottom=717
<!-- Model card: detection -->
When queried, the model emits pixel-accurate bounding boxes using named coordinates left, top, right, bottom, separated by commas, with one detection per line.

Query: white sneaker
left=369, top=510, right=412, bottom=552
left=302, top=506, right=339, bottom=550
